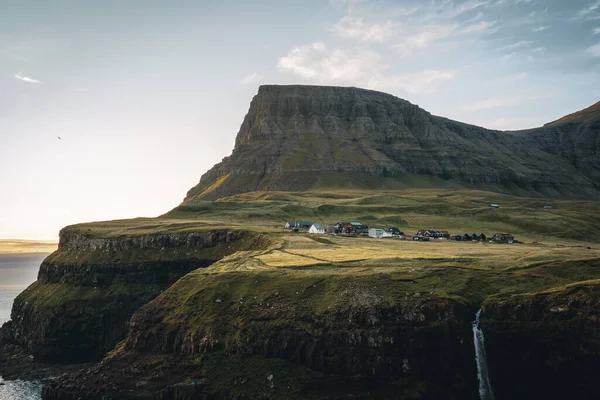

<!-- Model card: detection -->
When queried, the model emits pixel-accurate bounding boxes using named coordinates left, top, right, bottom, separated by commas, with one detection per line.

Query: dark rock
left=185, top=85, right=600, bottom=202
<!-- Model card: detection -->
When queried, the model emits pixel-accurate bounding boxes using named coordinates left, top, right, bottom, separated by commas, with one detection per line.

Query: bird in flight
left=58, top=136, right=62, bottom=140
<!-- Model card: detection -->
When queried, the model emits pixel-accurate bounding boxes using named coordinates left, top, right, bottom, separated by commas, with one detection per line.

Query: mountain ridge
left=185, top=85, right=600, bottom=202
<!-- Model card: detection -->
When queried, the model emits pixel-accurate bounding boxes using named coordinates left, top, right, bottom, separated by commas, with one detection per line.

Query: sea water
left=0, top=253, right=47, bottom=400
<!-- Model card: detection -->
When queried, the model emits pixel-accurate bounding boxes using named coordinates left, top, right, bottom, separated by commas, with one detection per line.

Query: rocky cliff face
left=43, top=270, right=479, bottom=399
left=185, top=85, right=600, bottom=202
left=482, top=282, right=600, bottom=400
left=0, top=228, right=271, bottom=363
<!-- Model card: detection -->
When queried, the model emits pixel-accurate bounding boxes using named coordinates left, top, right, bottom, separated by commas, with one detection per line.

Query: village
left=284, top=221, right=516, bottom=244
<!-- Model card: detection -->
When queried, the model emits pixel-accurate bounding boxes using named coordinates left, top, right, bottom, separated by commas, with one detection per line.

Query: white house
left=309, top=224, right=325, bottom=234
left=368, top=228, right=385, bottom=238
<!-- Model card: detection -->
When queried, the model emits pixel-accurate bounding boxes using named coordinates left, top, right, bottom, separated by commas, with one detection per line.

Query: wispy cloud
left=14, top=72, right=41, bottom=84
left=532, top=25, right=549, bottom=32
left=574, top=1, right=600, bottom=21
left=587, top=43, right=600, bottom=57
left=241, top=73, right=263, bottom=84
left=499, top=40, right=534, bottom=51
left=276, top=42, right=454, bottom=94
left=594, top=27, right=600, bottom=35
left=331, top=16, right=398, bottom=42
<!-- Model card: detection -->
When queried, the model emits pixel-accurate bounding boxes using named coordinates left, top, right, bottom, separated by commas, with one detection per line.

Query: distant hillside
left=185, top=85, right=600, bottom=202
left=545, top=101, right=600, bottom=126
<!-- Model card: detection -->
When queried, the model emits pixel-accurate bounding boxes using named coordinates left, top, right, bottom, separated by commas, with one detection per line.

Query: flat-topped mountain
left=185, top=85, right=600, bottom=202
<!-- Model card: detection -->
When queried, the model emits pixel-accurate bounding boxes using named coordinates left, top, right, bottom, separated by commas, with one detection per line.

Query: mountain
left=184, top=85, right=599, bottom=201
left=545, top=101, right=600, bottom=126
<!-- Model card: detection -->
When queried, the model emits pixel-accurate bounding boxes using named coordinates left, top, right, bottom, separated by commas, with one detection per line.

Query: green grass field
left=62, top=188, right=600, bottom=304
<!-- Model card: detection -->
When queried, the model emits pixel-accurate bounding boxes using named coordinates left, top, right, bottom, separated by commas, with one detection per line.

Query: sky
left=1, top=0, right=599, bottom=240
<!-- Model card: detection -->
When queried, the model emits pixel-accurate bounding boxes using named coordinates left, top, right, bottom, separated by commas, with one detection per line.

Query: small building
left=386, top=227, right=404, bottom=236
left=309, top=224, right=325, bottom=234
left=417, top=230, right=449, bottom=239
left=491, top=233, right=514, bottom=244
left=297, top=221, right=313, bottom=229
left=284, top=222, right=297, bottom=229
left=368, top=228, right=385, bottom=238
left=343, top=222, right=369, bottom=235
left=489, top=204, right=500, bottom=209
left=544, top=205, right=552, bottom=209
left=326, top=224, right=337, bottom=234
left=334, top=222, right=349, bottom=233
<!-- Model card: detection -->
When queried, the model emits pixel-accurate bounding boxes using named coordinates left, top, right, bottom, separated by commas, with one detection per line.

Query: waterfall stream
left=473, top=308, right=494, bottom=400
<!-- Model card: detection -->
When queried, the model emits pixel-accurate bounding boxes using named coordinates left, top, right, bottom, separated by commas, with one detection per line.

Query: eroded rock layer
left=186, top=85, right=600, bottom=201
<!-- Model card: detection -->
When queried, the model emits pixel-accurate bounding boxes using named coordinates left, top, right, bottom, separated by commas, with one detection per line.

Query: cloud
left=241, top=73, right=264, bottom=84
left=391, top=17, right=495, bottom=57
left=14, top=72, right=41, bottom=84
left=587, top=43, right=600, bottom=57
left=438, top=0, right=490, bottom=19
left=331, top=16, right=398, bottom=42
left=574, top=1, right=600, bottom=20
left=393, top=24, right=459, bottom=56
left=532, top=25, right=549, bottom=32
left=276, top=42, right=454, bottom=94
left=594, top=27, right=600, bottom=35
left=499, top=40, right=534, bottom=51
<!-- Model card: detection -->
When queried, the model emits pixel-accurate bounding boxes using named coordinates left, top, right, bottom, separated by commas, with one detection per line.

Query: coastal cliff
left=43, top=268, right=479, bottom=399
left=0, top=225, right=273, bottom=363
left=482, top=281, right=600, bottom=400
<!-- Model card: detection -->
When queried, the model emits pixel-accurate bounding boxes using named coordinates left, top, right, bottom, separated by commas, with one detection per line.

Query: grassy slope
left=62, top=188, right=600, bottom=303
left=168, top=189, right=600, bottom=244
left=53, top=188, right=600, bottom=398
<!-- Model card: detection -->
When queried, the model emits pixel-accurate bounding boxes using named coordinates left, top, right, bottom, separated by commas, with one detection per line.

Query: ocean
left=0, top=253, right=48, bottom=400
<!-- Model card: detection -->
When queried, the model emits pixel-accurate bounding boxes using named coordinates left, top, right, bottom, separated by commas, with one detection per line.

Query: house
left=452, top=234, right=463, bottom=241
left=297, top=221, right=313, bottom=229
left=334, top=222, right=349, bottom=233
left=343, top=222, right=369, bottom=235
left=417, top=230, right=449, bottom=239
left=386, top=227, right=404, bottom=236
left=489, top=204, right=500, bottom=209
left=368, top=228, right=393, bottom=238
left=309, top=224, right=325, bottom=234
left=368, top=228, right=385, bottom=238
left=326, top=224, right=337, bottom=234
left=284, top=222, right=297, bottom=229
left=544, top=205, right=552, bottom=209
left=491, top=233, right=514, bottom=244
left=462, top=233, right=472, bottom=241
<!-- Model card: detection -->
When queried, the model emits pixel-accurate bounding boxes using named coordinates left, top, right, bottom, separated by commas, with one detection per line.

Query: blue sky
left=1, top=0, right=599, bottom=239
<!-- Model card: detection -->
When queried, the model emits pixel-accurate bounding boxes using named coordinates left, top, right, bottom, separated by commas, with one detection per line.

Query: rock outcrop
left=0, top=227, right=272, bottom=363
left=185, top=85, right=600, bottom=202
left=482, top=281, right=600, bottom=400
left=43, top=269, right=479, bottom=399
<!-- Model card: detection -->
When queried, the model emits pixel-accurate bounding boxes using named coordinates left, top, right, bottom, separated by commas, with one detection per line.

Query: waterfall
left=473, top=308, right=494, bottom=400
